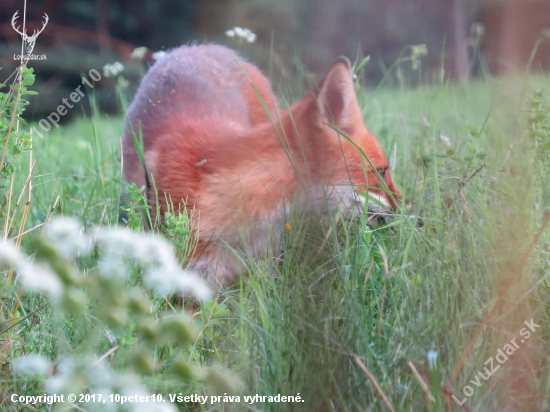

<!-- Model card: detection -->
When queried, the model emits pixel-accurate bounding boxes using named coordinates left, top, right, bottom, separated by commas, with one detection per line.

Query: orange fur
left=123, top=44, right=401, bottom=286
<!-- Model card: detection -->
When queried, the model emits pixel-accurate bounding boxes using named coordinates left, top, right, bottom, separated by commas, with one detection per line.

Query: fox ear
left=316, top=56, right=361, bottom=133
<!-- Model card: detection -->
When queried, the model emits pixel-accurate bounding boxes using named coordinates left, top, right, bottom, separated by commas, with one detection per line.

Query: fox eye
left=376, top=168, right=387, bottom=178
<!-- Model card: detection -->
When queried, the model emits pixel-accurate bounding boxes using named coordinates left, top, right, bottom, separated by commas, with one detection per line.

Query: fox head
left=291, top=56, right=401, bottom=224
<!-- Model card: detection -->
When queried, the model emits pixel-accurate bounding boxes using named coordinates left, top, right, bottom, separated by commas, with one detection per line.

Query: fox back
left=123, top=44, right=401, bottom=286
left=123, top=44, right=280, bottom=191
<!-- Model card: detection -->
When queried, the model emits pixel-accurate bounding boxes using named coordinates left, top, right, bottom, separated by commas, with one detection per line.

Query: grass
left=1, top=67, right=549, bottom=412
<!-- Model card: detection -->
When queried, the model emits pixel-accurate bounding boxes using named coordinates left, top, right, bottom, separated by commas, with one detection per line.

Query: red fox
left=123, top=44, right=401, bottom=286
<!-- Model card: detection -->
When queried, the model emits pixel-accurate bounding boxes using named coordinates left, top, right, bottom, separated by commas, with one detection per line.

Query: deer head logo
left=11, top=11, right=49, bottom=56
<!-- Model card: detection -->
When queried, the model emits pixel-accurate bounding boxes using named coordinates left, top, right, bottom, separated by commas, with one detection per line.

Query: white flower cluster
left=5, top=218, right=215, bottom=411
left=0, top=217, right=210, bottom=302
left=93, top=226, right=210, bottom=300
left=13, top=356, right=177, bottom=412
left=103, top=62, right=124, bottom=78
left=439, top=134, right=452, bottom=148
left=469, top=22, right=485, bottom=47
left=0, top=241, right=63, bottom=302
left=152, top=50, right=167, bottom=61
left=427, top=350, right=438, bottom=370
left=128, top=47, right=167, bottom=63
left=47, top=218, right=91, bottom=258
left=130, top=46, right=148, bottom=61
left=410, top=44, right=428, bottom=70
left=225, top=27, right=257, bottom=43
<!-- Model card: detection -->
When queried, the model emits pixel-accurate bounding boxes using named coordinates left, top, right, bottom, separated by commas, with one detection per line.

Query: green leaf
left=354, top=56, right=371, bottom=74
left=22, top=73, right=35, bottom=86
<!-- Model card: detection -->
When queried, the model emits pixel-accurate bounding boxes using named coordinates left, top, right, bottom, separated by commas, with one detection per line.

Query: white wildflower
left=46, top=357, right=111, bottom=396
left=439, top=134, right=451, bottom=148
left=46, top=357, right=83, bottom=393
left=144, top=267, right=210, bottom=300
left=92, top=227, right=210, bottom=299
left=151, top=51, right=167, bottom=61
left=93, top=226, right=139, bottom=259
left=12, top=354, right=51, bottom=377
left=103, top=62, right=124, bottom=78
left=226, top=26, right=256, bottom=43
left=130, top=46, right=148, bottom=61
left=0, top=241, right=26, bottom=267
left=47, top=217, right=91, bottom=258
left=247, top=32, right=257, bottom=43
left=410, top=44, right=428, bottom=70
left=97, top=258, right=129, bottom=280
left=93, top=227, right=177, bottom=269
left=17, top=261, right=64, bottom=302
left=470, top=22, right=485, bottom=39
left=411, top=44, right=428, bottom=57
left=234, top=27, right=245, bottom=37
left=83, top=359, right=117, bottom=388
left=0, top=240, right=63, bottom=301
left=47, top=358, right=177, bottom=412
left=103, top=64, right=113, bottom=78
left=133, top=234, right=180, bottom=268
left=427, top=350, right=438, bottom=370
